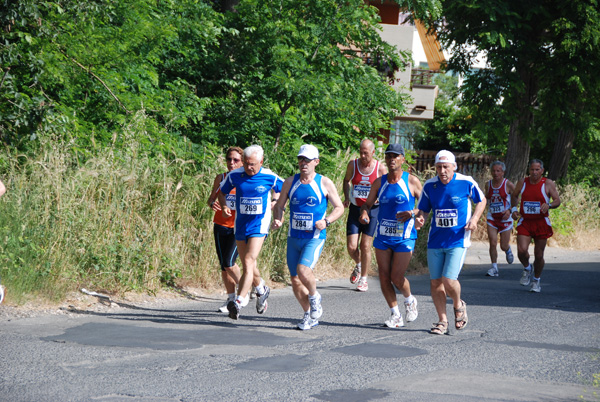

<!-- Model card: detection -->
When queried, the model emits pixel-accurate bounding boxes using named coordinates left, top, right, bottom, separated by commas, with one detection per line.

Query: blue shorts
left=286, top=237, right=325, bottom=277
left=373, top=237, right=416, bottom=253
left=235, top=232, right=267, bottom=242
left=427, top=247, right=467, bottom=280
left=346, top=203, right=378, bottom=237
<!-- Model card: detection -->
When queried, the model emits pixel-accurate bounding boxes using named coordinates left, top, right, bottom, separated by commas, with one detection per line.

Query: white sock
left=391, top=306, right=400, bottom=316
left=227, top=292, right=236, bottom=301
left=404, top=295, right=415, bottom=304
left=309, top=291, right=320, bottom=300
left=525, top=264, right=532, bottom=271
left=532, top=277, right=540, bottom=282
left=492, top=263, right=498, bottom=269
left=255, top=279, right=266, bottom=295
left=236, top=294, right=249, bottom=305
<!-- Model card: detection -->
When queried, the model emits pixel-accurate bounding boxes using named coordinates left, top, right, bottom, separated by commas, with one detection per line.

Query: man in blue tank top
left=218, top=145, right=284, bottom=320
left=415, top=150, right=486, bottom=335
left=272, top=145, right=344, bottom=330
left=358, top=143, right=422, bottom=329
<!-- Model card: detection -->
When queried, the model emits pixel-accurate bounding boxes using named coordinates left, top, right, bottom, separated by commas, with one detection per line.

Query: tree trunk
left=505, top=119, right=531, bottom=183
left=504, top=65, right=538, bottom=183
left=548, top=127, right=575, bottom=181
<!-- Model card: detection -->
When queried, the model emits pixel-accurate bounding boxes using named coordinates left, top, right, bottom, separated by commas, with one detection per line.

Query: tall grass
left=0, top=125, right=597, bottom=304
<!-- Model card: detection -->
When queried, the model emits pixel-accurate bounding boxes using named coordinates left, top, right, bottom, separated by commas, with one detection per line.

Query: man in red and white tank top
left=484, top=161, right=515, bottom=277
left=510, top=159, right=561, bottom=293
left=342, top=139, right=387, bottom=291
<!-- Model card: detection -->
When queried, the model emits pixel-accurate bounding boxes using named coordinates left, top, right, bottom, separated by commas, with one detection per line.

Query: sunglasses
left=226, top=157, right=241, bottom=162
left=298, top=157, right=315, bottom=163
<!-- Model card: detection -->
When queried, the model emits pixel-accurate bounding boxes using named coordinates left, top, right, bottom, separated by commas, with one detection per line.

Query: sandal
left=454, top=300, right=468, bottom=330
left=430, top=321, right=448, bottom=335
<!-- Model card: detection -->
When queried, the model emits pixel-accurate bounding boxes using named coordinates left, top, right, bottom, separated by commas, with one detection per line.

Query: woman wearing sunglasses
left=207, top=147, right=244, bottom=313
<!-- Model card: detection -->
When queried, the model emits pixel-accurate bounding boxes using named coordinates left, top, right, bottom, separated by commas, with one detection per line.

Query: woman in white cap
left=415, top=150, right=487, bottom=334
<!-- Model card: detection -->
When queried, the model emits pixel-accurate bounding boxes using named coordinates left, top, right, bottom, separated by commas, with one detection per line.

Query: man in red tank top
left=510, top=159, right=561, bottom=293
left=342, top=139, right=387, bottom=292
left=485, top=161, right=515, bottom=277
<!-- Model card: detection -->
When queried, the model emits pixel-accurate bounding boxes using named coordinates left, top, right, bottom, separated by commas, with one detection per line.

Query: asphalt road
left=1, top=242, right=599, bottom=402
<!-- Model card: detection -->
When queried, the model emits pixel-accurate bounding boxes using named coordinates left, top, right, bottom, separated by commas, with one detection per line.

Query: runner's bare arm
left=542, top=179, right=561, bottom=213
left=510, top=178, right=525, bottom=219
left=358, top=177, right=381, bottom=225
left=272, top=177, right=292, bottom=230
left=342, top=161, right=353, bottom=208
left=315, top=177, right=344, bottom=231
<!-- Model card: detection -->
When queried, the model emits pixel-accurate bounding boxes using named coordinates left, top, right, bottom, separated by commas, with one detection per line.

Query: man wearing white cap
left=272, top=145, right=344, bottom=330
left=415, top=150, right=486, bottom=335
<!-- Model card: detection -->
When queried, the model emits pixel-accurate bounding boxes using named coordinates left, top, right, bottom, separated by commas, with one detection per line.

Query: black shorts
left=213, top=224, right=239, bottom=270
left=346, top=203, right=378, bottom=237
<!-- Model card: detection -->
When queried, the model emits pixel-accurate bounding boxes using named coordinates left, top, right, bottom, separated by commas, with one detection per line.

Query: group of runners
left=208, top=142, right=561, bottom=333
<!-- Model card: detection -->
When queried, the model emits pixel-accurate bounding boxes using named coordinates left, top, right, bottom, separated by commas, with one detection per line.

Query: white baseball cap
left=435, top=150, right=457, bottom=167
left=298, top=144, right=319, bottom=160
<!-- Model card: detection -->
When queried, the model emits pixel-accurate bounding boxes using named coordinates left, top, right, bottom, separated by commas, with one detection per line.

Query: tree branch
left=63, top=51, right=131, bottom=114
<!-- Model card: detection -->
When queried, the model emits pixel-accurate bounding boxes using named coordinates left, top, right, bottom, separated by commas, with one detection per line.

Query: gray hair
left=490, top=161, right=506, bottom=171
left=244, top=145, right=264, bottom=160
left=529, top=159, right=544, bottom=169
left=360, top=139, right=375, bottom=151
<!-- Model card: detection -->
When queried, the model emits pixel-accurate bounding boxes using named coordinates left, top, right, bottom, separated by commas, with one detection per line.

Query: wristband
left=511, top=207, right=518, bottom=213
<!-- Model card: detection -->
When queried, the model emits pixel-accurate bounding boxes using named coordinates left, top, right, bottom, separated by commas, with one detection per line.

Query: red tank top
left=349, top=159, right=380, bottom=207
left=486, top=178, right=510, bottom=219
left=519, top=177, right=549, bottom=219
left=213, top=172, right=236, bottom=228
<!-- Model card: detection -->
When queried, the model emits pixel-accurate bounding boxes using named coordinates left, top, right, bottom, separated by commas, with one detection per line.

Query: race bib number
left=353, top=184, right=370, bottom=199
left=379, top=219, right=401, bottom=237
left=523, top=201, right=541, bottom=214
left=240, top=197, right=263, bottom=215
left=292, top=212, right=313, bottom=231
left=435, top=209, right=458, bottom=228
left=225, top=194, right=236, bottom=210
left=489, top=202, right=504, bottom=215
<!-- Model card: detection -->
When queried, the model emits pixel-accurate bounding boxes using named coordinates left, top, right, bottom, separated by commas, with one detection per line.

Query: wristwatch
left=325, top=218, right=331, bottom=227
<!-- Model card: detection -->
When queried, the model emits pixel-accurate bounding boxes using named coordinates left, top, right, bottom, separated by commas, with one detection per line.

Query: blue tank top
left=287, top=173, right=328, bottom=239
left=376, top=172, right=416, bottom=240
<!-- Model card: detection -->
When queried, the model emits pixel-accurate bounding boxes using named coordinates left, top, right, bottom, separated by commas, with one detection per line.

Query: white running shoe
left=520, top=269, right=532, bottom=286
left=0, top=285, right=5, bottom=304
left=384, top=313, right=404, bottom=328
left=486, top=266, right=499, bottom=277
left=356, top=277, right=368, bottom=292
left=256, top=286, right=270, bottom=314
left=297, top=312, right=319, bottom=330
left=350, top=264, right=360, bottom=284
left=506, top=249, right=514, bottom=264
left=404, top=298, right=418, bottom=322
left=309, top=293, right=322, bottom=320
left=530, top=280, right=541, bottom=293
left=218, top=300, right=229, bottom=313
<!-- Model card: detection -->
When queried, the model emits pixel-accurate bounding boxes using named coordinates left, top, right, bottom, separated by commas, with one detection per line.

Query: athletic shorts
left=213, top=224, right=239, bottom=271
left=427, top=247, right=467, bottom=280
left=516, top=217, right=553, bottom=239
left=286, top=237, right=325, bottom=277
left=487, top=218, right=513, bottom=233
left=346, top=203, right=378, bottom=237
left=235, top=232, right=267, bottom=242
left=373, top=237, right=416, bottom=253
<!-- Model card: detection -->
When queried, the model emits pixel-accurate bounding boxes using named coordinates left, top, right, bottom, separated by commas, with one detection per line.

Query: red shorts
left=487, top=218, right=513, bottom=233
left=516, top=217, right=553, bottom=239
